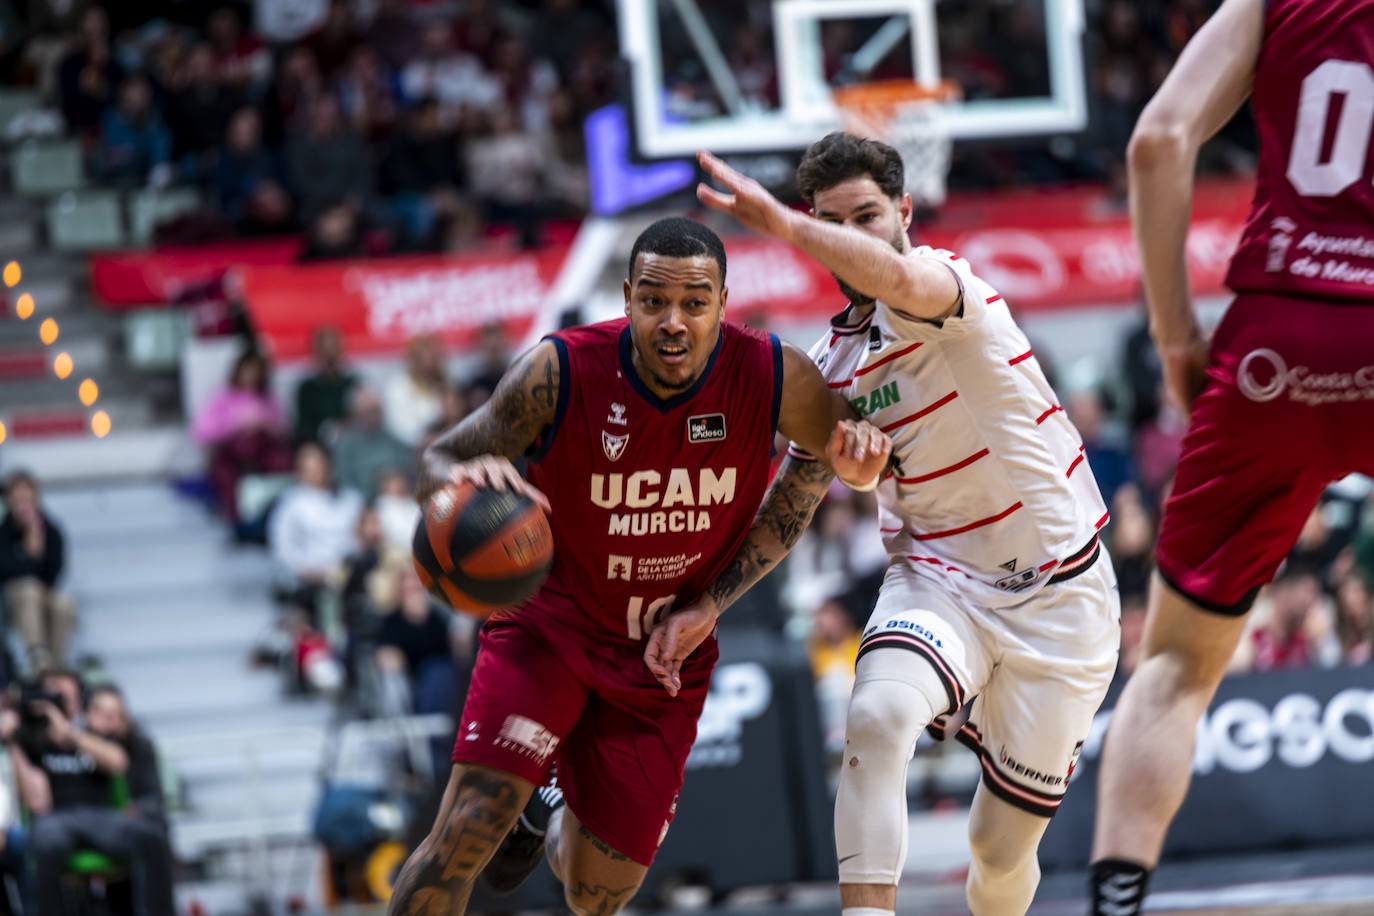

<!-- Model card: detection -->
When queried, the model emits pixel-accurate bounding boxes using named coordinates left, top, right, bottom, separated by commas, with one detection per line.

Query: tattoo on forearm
left=387, top=769, right=524, bottom=915
left=709, top=457, right=831, bottom=612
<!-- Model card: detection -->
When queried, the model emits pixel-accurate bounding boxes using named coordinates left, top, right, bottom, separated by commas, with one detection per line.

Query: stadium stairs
left=0, top=116, right=331, bottom=911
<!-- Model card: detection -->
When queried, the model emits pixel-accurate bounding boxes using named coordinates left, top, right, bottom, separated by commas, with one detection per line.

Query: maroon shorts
left=452, top=602, right=718, bottom=866
left=1155, top=294, right=1374, bottom=612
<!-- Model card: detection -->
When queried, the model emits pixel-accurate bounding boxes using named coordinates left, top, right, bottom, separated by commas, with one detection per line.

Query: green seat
left=10, top=139, right=84, bottom=195
left=128, top=187, right=201, bottom=244
left=47, top=190, right=126, bottom=251
left=64, top=775, right=129, bottom=876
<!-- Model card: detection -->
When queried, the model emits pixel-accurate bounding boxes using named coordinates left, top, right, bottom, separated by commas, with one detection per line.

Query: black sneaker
left=479, top=781, right=565, bottom=894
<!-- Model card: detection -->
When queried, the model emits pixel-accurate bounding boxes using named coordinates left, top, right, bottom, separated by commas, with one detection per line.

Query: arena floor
left=563, top=843, right=1374, bottom=916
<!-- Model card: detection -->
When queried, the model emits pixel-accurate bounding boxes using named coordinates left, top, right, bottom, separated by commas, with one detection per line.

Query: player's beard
left=835, top=224, right=910, bottom=307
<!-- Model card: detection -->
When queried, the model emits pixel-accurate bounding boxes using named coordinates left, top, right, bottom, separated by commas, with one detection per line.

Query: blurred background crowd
left=0, top=0, right=1369, bottom=912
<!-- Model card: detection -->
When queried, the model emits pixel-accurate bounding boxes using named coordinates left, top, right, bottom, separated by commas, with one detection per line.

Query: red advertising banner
left=90, top=237, right=304, bottom=309
left=234, top=248, right=570, bottom=361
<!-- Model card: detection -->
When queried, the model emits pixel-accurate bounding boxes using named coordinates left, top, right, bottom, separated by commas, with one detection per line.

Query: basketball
left=412, top=480, right=554, bottom=617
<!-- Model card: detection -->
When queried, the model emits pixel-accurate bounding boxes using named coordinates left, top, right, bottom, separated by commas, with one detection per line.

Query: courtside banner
left=1040, top=664, right=1374, bottom=869
left=90, top=237, right=305, bottom=308
left=234, top=248, right=569, bottom=361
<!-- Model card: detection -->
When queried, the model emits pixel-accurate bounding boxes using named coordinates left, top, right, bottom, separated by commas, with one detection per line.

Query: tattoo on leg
left=578, top=824, right=630, bottom=862
left=568, top=879, right=640, bottom=916
left=387, top=769, right=524, bottom=915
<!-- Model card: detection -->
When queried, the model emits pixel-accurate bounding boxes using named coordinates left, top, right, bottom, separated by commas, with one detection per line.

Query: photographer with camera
left=0, top=671, right=174, bottom=916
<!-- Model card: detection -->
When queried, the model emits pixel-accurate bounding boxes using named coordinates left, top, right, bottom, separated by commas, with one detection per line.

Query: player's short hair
left=796, top=131, right=905, bottom=206
left=628, top=217, right=727, bottom=285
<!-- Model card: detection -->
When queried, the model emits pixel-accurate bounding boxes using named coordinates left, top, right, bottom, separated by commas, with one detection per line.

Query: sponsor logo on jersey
left=602, top=430, right=629, bottom=461
left=999, top=558, right=1018, bottom=572
left=607, top=554, right=632, bottom=581
left=687, top=413, right=727, bottom=443
left=607, top=401, right=628, bottom=425
left=497, top=714, right=560, bottom=764
left=850, top=380, right=901, bottom=418
left=1267, top=217, right=1297, bottom=272
left=994, top=567, right=1042, bottom=592
left=591, top=467, right=738, bottom=535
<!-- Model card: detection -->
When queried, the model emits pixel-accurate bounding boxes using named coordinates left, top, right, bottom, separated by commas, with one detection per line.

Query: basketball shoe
left=479, top=774, right=564, bottom=894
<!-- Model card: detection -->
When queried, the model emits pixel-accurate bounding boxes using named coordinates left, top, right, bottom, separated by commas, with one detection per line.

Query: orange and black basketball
left=412, top=480, right=554, bottom=617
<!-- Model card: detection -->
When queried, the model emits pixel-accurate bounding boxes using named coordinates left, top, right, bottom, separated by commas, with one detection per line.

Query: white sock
left=842, top=908, right=894, bottom=916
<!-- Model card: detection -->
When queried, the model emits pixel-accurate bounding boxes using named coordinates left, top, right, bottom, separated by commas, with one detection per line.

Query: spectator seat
left=128, top=187, right=202, bottom=245
left=10, top=139, right=84, bottom=196
left=46, top=190, right=126, bottom=251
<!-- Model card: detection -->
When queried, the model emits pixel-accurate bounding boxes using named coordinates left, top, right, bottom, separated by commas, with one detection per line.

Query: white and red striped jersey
left=792, top=246, right=1109, bottom=608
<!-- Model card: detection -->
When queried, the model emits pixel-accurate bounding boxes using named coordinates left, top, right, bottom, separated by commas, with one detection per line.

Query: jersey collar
left=618, top=325, right=724, bottom=414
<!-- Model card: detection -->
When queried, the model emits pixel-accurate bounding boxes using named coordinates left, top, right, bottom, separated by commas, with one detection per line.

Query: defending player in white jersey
left=645, top=134, right=1120, bottom=916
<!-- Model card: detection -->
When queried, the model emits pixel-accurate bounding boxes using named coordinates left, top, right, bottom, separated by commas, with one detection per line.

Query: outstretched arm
left=696, top=151, right=960, bottom=320
left=416, top=340, right=560, bottom=508
left=1128, top=0, right=1263, bottom=412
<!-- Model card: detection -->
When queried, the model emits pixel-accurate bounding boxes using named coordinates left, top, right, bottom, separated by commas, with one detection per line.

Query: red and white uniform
left=1158, top=0, right=1374, bottom=611
left=795, top=247, right=1119, bottom=816
left=454, top=319, right=783, bottom=864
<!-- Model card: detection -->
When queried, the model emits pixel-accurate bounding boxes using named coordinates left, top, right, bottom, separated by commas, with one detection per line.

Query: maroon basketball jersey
left=1227, top=0, right=1374, bottom=301
left=524, top=318, right=783, bottom=643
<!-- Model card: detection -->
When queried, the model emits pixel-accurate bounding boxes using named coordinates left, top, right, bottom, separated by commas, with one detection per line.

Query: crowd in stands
left=0, top=474, right=174, bottom=914
left=0, top=0, right=618, bottom=253
left=190, top=324, right=500, bottom=738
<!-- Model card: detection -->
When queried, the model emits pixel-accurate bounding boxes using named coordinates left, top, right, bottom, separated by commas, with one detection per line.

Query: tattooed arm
left=415, top=340, right=561, bottom=507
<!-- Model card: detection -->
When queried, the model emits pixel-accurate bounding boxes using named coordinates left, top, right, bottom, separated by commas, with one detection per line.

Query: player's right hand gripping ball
left=413, top=480, right=554, bottom=617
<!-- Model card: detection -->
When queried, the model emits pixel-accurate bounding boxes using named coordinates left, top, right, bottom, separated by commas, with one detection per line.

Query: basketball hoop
left=832, top=79, right=961, bottom=209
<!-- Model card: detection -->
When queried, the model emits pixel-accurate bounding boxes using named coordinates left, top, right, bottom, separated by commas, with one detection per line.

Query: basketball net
left=832, top=79, right=960, bottom=209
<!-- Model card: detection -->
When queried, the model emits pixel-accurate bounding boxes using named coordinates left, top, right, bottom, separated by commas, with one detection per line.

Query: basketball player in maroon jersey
left=387, top=217, right=891, bottom=916
left=1089, top=1, right=1374, bottom=912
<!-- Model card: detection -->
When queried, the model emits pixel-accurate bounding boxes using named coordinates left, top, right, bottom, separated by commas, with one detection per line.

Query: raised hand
left=695, top=151, right=798, bottom=241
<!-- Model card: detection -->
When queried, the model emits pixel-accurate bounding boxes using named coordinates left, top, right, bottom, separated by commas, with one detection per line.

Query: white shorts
left=859, top=545, right=1120, bottom=817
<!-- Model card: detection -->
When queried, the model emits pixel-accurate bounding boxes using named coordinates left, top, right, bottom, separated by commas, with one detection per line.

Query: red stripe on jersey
left=827, top=378, right=852, bottom=389
left=986, top=294, right=1002, bottom=303
left=1095, top=511, right=1111, bottom=530
left=1007, top=349, right=1034, bottom=366
left=828, top=333, right=840, bottom=348
left=881, top=526, right=902, bottom=534
left=881, top=390, right=959, bottom=433
left=1035, top=405, right=1063, bottom=425
left=897, top=448, right=989, bottom=484
left=856, top=341, right=923, bottom=376
left=1039, top=559, right=1059, bottom=572
left=912, top=502, right=1023, bottom=541
left=908, top=553, right=967, bottom=576
left=1065, top=449, right=1086, bottom=479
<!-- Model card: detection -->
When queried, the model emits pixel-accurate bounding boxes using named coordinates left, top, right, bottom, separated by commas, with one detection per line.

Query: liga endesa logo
left=1237, top=348, right=1374, bottom=404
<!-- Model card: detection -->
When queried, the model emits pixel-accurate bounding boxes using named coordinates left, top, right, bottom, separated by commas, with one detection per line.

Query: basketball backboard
left=617, top=0, right=1086, bottom=159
